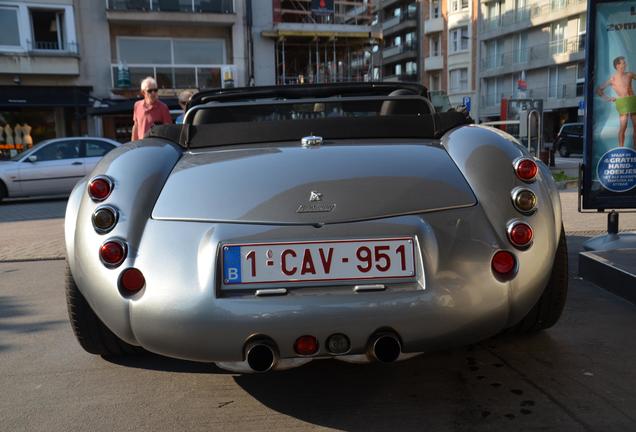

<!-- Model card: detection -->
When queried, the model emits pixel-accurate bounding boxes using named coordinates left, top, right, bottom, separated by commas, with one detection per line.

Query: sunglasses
left=146, top=88, right=158, bottom=93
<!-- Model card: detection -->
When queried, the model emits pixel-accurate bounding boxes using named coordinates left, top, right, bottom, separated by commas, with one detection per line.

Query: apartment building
left=99, top=0, right=246, bottom=141
left=376, top=0, right=421, bottom=83
left=0, top=0, right=91, bottom=143
left=477, top=0, right=586, bottom=139
left=250, top=0, right=379, bottom=86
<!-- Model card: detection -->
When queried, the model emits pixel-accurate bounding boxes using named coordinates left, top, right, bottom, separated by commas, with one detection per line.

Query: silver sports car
left=0, top=137, right=120, bottom=202
left=65, top=84, right=567, bottom=373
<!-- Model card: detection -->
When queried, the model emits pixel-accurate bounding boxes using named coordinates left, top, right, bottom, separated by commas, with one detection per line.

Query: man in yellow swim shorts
left=596, top=56, right=636, bottom=147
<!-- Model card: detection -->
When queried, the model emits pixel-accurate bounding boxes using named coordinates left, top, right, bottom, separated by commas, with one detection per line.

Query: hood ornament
left=309, top=191, right=322, bottom=202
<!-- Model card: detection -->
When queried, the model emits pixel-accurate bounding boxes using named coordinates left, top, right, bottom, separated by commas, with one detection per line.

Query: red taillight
left=514, top=158, right=538, bottom=182
left=120, top=268, right=145, bottom=294
left=508, top=222, right=534, bottom=248
left=294, top=335, right=319, bottom=356
left=99, top=240, right=126, bottom=267
left=492, top=251, right=516, bottom=276
left=88, top=176, right=113, bottom=201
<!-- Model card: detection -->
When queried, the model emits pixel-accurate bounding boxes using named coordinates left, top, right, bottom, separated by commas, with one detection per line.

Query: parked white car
left=0, top=137, right=120, bottom=202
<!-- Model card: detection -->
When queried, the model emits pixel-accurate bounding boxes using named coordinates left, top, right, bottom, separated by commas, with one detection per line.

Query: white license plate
left=222, top=238, right=415, bottom=285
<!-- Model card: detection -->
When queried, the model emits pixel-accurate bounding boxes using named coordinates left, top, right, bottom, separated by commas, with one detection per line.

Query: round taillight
left=492, top=251, right=516, bottom=276
left=511, top=188, right=537, bottom=214
left=92, top=206, right=118, bottom=234
left=514, top=158, right=538, bottom=182
left=120, top=268, right=145, bottom=294
left=88, top=176, right=113, bottom=201
left=294, top=335, right=319, bottom=356
left=99, top=240, right=126, bottom=267
left=508, top=222, right=534, bottom=248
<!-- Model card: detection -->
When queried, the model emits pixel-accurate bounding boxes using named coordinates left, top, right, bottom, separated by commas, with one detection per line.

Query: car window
left=32, top=141, right=80, bottom=162
left=84, top=140, right=115, bottom=158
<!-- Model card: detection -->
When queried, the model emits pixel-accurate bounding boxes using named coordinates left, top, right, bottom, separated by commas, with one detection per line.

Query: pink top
left=132, top=99, right=172, bottom=140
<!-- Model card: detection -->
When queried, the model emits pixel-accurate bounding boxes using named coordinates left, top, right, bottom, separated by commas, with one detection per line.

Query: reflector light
left=120, top=268, right=145, bottom=294
left=92, top=206, right=118, bottom=233
left=99, top=240, right=126, bottom=267
left=512, top=188, right=537, bottom=214
left=88, top=176, right=113, bottom=201
left=508, top=222, right=534, bottom=248
left=514, top=158, right=538, bottom=182
left=492, top=251, right=516, bottom=276
left=326, top=333, right=351, bottom=355
left=294, top=335, right=319, bottom=356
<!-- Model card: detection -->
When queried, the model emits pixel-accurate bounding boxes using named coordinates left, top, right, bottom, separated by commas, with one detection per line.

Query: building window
left=0, top=7, right=20, bottom=47
left=430, top=35, right=440, bottom=56
left=407, top=3, right=417, bottom=18
left=406, top=61, right=417, bottom=76
left=550, top=21, right=566, bottom=54
left=373, top=67, right=380, bottom=81
left=30, top=9, right=66, bottom=50
left=513, top=32, right=528, bottom=64
left=450, top=0, right=459, bottom=12
left=395, top=64, right=402, bottom=76
left=548, top=66, right=558, bottom=98
left=430, top=72, right=440, bottom=91
left=405, top=32, right=416, bottom=49
left=461, top=0, right=469, bottom=10
left=449, top=68, right=468, bottom=92
left=372, top=13, right=378, bottom=25
left=393, top=35, right=402, bottom=47
left=393, top=7, right=401, bottom=17
left=450, top=26, right=469, bottom=53
left=485, top=77, right=496, bottom=106
left=431, top=0, right=440, bottom=18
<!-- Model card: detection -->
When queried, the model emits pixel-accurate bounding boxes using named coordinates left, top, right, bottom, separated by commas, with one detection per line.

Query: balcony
left=480, top=0, right=585, bottom=38
left=106, top=0, right=235, bottom=25
left=106, top=0, right=233, bottom=13
left=480, top=35, right=585, bottom=77
left=424, top=16, right=443, bottom=34
left=424, top=55, right=443, bottom=71
left=383, top=12, right=418, bottom=36
left=0, top=41, right=80, bottom=75
left=383, top=72, right=419, bottom=82
left=382, top=43, right=417, bottom=64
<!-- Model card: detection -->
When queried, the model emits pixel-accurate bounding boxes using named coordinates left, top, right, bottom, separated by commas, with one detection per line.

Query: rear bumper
left=71, top=205, right=556, bottom=363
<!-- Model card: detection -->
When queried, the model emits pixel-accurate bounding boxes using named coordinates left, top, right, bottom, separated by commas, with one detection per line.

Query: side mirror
left=27, top=155, right=37, bottom=163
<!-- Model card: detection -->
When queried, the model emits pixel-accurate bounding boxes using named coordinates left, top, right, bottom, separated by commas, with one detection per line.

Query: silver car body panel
left=66, top=124, right=561, bottom=370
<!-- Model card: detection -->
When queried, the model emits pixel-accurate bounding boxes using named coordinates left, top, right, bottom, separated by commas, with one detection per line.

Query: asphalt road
left=2, top=233, right=636, bottom=431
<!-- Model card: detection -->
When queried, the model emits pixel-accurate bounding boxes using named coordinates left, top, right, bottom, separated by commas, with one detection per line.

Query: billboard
left=583, top=0, right=636, bottom=209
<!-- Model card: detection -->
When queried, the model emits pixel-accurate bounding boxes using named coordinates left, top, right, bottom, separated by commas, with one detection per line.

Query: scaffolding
left=266, top=0, right=380, bottom=85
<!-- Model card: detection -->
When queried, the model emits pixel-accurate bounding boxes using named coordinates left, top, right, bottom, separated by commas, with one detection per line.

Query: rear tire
left=514, top=227, right=568, bottom=333
left=65, top=262, right=140, bottom=356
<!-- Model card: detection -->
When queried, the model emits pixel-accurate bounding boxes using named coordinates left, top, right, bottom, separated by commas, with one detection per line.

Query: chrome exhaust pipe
left=369, top=333, right=402, bottom=363
left=245, top=340, right=278, bottom=373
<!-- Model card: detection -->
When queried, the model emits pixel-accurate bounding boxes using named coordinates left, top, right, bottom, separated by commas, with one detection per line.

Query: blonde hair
left=140, top=76, right=157, bottom=91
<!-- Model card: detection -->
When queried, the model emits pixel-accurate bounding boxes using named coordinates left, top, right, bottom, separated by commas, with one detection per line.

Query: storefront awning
left=0, top=86, right=92, bottom=109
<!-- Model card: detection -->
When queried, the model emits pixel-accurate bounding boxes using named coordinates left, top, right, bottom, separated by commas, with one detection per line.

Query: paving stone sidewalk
left=1, top=190, right=636, bottom=262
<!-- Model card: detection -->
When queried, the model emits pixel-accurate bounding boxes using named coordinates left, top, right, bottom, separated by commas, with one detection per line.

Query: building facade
left=0, top=0, right=91, bottom=145
left=476, top=0, right=586, bottom=140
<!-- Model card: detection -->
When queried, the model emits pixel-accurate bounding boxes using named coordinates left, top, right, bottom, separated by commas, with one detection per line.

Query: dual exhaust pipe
left=244, top=332, right=402, bottom=373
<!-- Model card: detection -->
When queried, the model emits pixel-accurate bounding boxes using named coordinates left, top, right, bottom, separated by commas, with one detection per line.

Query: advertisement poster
left=583, top=0, right=636, bottom=209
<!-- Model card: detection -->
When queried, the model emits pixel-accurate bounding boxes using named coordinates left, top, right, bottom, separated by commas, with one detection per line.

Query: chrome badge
left=297, top=191, right=335, bottom=213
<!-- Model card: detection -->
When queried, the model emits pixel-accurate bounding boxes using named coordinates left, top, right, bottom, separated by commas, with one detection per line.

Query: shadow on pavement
left=0, top=197, right=67, bottom=222
left=0, top=295, right=65, bottom=352
left=104, top=351, right=231, bottom=375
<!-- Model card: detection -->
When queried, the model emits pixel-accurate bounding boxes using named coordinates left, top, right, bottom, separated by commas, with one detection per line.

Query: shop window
left=0, top=7, right=20, bottom=47
left=30, top=9, right=65, bottom=50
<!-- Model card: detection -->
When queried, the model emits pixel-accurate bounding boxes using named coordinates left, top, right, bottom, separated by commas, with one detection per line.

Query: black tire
left=0, top=181, right=7, bottom=203
left=65, top=262, right=140, bottom=356
left=514, top=227, right=568, bottom=333
left=558, top=142, right=570, bottom=157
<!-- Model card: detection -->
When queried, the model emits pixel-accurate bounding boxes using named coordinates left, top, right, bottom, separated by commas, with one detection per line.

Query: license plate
left=222, top=237, right=415, bottom=285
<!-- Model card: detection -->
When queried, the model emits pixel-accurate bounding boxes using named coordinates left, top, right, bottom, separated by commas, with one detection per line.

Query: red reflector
left=492, top=251, right=516, bottom=275
left=120, top=268, right=145, bottom=293
left=509, top=223, right=534, bottom=247
left=515, top=159, right=538, bottom=182
left=89, top=177, right=112, bottom=201
left=294, top=335, right=319, bottom=356
left=100, top=241, right=126, bottom=267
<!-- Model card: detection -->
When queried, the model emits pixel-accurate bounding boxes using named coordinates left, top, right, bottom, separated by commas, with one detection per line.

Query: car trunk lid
left=152, top=140, right=476, bottom=224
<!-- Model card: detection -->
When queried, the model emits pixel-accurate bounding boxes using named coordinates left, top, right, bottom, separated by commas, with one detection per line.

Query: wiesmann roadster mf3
left=65, top=83, right=567, bottom=373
